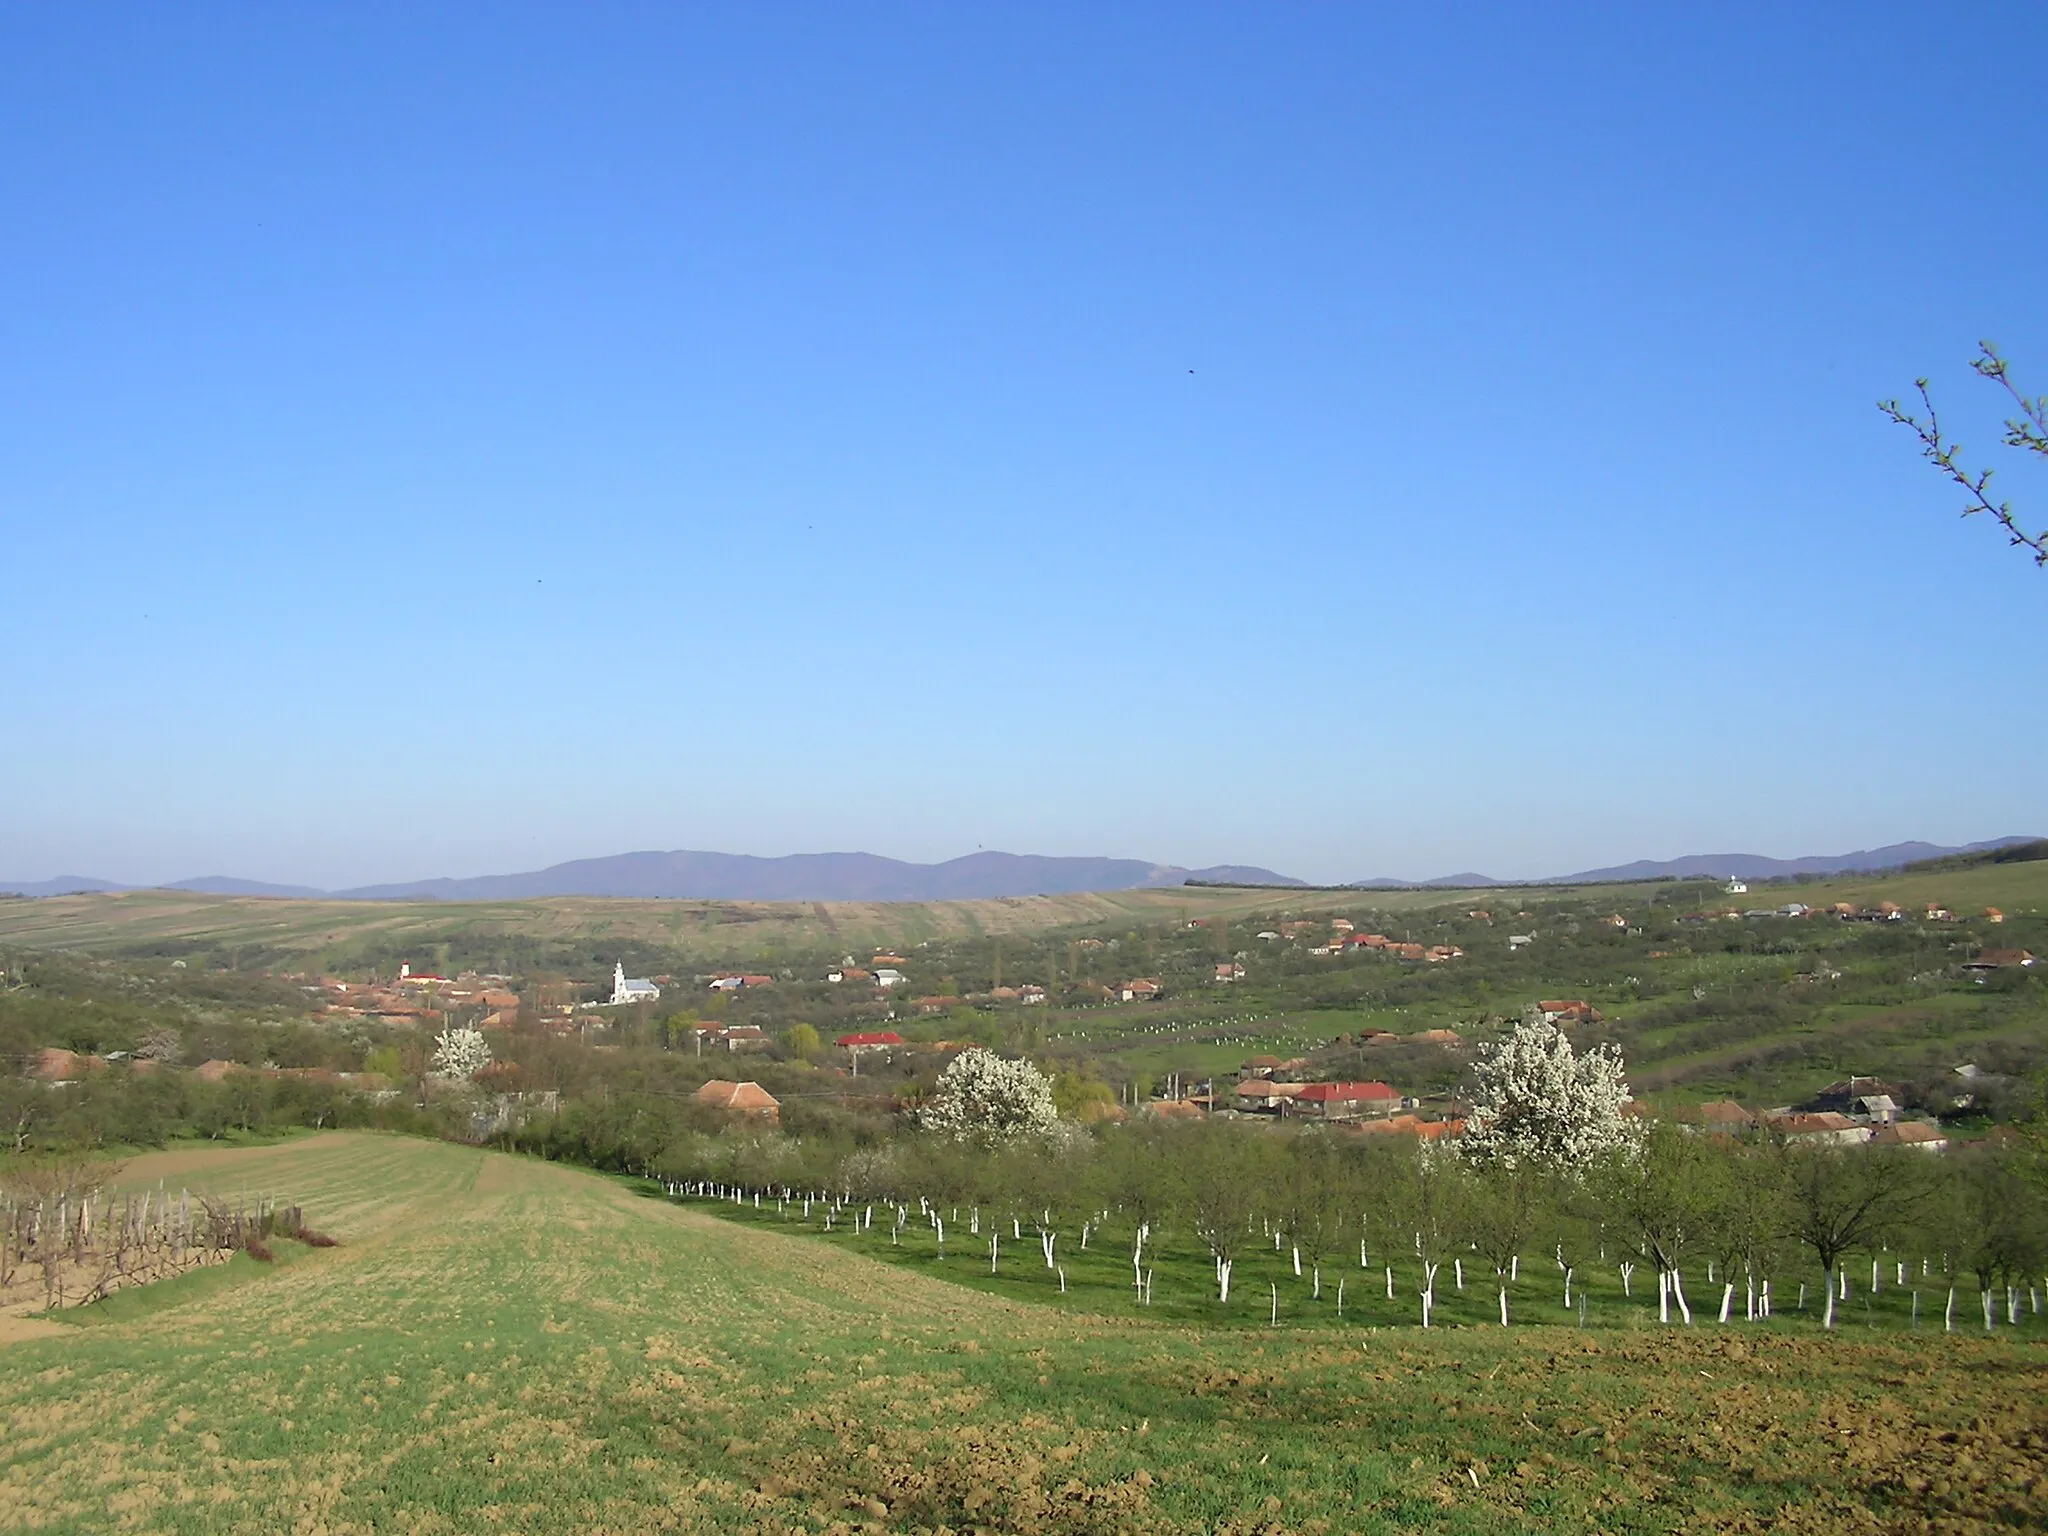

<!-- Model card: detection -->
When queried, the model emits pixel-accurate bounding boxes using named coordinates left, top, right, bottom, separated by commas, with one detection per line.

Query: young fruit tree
left=1782, top=1145, right=1922, bottom=1331
left=1459, top=1159, right=1549, bottom=1326
left=1706, top=1139, right=1791, bottom=1323
left=1947, top=1145, right=2048, bottom=1332
left=1277, top=1131, right=1352, bottom=1301
left=1385, top=1140, right=1462, bottom=1327
left=1176, top=1123, right=1270, bottom=1304
left=1099, top=1121, right=1177, bottom=1295
left=1462, top=1017, right=1637, bottom=1172
left=917, top=1048, right=1060, bottom=1147
left=430, top=1025, right=492, bottom=1082
left=1598, top=1121, right=1723, bottom=1324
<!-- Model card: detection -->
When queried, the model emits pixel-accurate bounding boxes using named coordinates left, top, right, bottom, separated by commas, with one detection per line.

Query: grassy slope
left=2, top=1134, right=2044, bottom=1533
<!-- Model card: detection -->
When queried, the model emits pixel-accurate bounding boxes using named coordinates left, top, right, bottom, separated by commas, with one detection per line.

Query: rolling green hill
left=3, top=1133, right=2042, bottom=1532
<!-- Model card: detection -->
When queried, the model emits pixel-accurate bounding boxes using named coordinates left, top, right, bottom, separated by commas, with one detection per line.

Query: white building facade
left=610, top=962, right=660, bottom=1005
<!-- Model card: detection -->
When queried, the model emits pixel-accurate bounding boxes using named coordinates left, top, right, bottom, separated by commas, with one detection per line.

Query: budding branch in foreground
left=1881, top=341, right=2048, bottom=567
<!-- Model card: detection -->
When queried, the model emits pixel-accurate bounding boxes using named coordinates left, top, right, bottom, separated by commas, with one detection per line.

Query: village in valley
left=5, top=850, right=2045, bottom=1530
left=10, top=9, right=2048, bottom=1530
left=15, top=853, right=2032, bottom=1165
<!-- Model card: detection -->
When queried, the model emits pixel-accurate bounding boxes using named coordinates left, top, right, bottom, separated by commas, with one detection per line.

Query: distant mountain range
left=4, top=837, right=2037, bottom=903
left=1346, top=837, right=2042, bottom=888
left=0, top=851, right=1305, bottom=903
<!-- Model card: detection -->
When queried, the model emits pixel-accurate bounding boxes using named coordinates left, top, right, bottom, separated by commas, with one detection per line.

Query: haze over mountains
left=3, top=838, right=2038, bottom=903
left=1346, top=838, right=2041, bottom=889
left=0, top=852, right=1301, bottom=903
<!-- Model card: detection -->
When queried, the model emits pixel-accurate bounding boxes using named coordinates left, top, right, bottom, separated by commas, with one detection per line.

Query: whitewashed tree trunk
left=1562, top=1267, right=1573, bottom=1309
left=1718, top=1283, right=1734, bottom=1324
left=1217, top=1257, right=1233, bottom=1303
left=1386, top=1265, right=1394, bottom=1300
left=1312, top=1266, right=1321, bottom=1300
left=1620, top=1261, right=1635, bottom=1297
left=1823, top=1271, right=1837, bottom=1330
left=1658, top=1269, right=1671, bottom=1324
left=1670, top=1270, right=1691, bottom=1326
left=1498, top=1283, right=1510, bottom=1326
left=1454, top=1258, right=1464, bottom=1290
left=1945, top=1287, right=1956, bottom=1331
left=1983, top=1290, right=1996, bottom=1331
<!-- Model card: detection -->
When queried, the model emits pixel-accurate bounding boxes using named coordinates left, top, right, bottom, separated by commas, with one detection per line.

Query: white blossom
left=1462, top=1018, right=1637, bottom=1170
left=917, top=1048, right=1059, bottom=1145
left=431, top=1025, right=493, bottom=1082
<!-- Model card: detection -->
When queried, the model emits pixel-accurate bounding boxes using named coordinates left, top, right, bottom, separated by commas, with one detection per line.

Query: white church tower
left=610, top=961, right=660, bottom=1005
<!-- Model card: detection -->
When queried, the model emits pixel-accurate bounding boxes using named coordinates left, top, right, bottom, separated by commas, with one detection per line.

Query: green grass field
left=3, top=1133, right=2045, bottom=1533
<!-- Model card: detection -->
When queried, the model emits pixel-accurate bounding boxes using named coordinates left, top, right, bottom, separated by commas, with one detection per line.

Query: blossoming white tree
left=1462, top=1017, right=1636, bottom=1171
left=431, top=1025, right=493, bottom=1082
left=918, top=1048, right=1059, bottom=1146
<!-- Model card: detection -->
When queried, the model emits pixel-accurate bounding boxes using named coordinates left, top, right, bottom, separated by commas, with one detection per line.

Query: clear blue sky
left=4, top=3, right=2043, bottom=888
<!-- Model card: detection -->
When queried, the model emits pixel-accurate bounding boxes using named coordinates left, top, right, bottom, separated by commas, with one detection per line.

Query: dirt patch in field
left=763, top=1417, right=1159, bottom=1535
left=0, top=1316, right=66, bottom=1346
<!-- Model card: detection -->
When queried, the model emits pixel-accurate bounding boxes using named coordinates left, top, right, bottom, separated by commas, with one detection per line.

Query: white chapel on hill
left=610, top=962, right=660, bottom=1005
